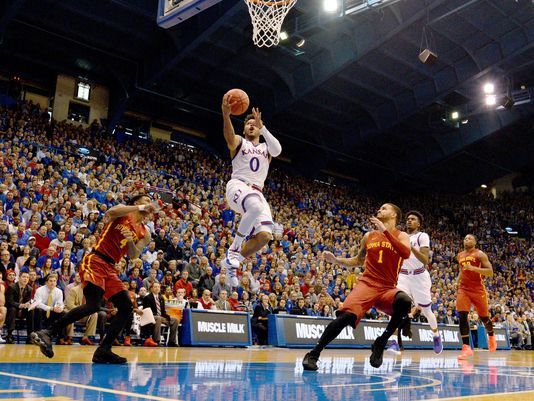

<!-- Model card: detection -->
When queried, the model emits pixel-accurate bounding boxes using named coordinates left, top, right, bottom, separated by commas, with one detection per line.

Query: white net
left=245, top=0, right=297, bottom=48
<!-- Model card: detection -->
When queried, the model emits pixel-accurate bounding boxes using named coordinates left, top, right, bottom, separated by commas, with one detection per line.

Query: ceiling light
left=279, top=31, right=288, bottom=41
left=485, top=95, right=497, bottom=106
left=296, top=38, right=306, bottom=47
left=323, top=0, right=339, bottom=13
left=480, top=184, right=487, bottom=189
left=461, top=119, right=469, bottom=124
left=451, top=111, right=459, bottom=120
left=483, top=83, right=494, bottom=94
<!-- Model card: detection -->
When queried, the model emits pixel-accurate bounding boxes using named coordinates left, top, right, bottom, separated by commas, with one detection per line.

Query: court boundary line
left=0, top=371, right=183, bottom=401
left=426, top=389, right=534, bottom=401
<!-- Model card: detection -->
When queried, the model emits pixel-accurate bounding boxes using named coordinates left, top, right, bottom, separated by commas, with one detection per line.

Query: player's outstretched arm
left=323, top=233, right=368, bottom=266
left=252, top=107, right=282, bottom=157
left=222, top=94, right=241, bottom=151
left=106, top=204, right=155, bottom=221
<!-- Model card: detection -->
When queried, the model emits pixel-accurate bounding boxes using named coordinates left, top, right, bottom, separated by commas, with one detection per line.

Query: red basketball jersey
left=457, top=249, right=485, bottom=292
left=360, top=230, right=404, bottom=289
left=93, top=215, right=147, bottom=263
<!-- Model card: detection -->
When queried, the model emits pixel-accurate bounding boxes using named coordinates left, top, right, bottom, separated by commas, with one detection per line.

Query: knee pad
left=393, top=291, right=412, bottom=314
left=336, top=311, right=358, bottom=328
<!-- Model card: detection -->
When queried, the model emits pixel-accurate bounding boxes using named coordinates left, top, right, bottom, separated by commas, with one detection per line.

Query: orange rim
left=246, top=0, right=295, bottom=5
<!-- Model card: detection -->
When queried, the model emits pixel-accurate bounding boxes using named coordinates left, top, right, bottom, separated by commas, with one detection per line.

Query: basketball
left=225, top=88, right=249, bottom=116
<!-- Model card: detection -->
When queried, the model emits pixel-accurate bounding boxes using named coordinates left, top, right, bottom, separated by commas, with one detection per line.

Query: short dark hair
left=127, top=194, right=150, bottom=205
left=406, top=210, right=424, bottom=226
left=244, top=114, right=255, bottom=123
left=387, top=203, right=402, bottom=224
left=466, top=233, right=477, bottom=242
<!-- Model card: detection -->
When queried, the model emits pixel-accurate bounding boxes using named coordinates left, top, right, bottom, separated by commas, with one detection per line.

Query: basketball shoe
left=488, top=335, right=497, bottom=352
left=433, top=335, right=443, bottom=354
left=302, top=351, right=319, bottom=371
left=370, top=338, right=386, bottom=368
left=92, top=346, right=127, bottom=364
left=30, top=330, right=54, bottom=358
left=457, top=344, right=474, bottom=359
left=386, top=340, right=402, bottom=356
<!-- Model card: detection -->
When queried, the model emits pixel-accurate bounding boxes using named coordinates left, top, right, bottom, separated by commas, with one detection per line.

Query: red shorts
left=339, top=280, right=401, bottom=324
left=80, top=253, right=124, bottom=299
left=457, top=288, right=489, bottom=316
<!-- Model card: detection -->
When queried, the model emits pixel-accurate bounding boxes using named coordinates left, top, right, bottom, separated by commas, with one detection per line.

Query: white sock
left=421, top=306, right=439, bottom=336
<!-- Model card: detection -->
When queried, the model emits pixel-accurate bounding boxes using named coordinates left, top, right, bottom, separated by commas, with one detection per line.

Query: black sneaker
left=302, top=352, right=319, bottom=371
left=402, top=320, right=413, bottom=339
left=30, top=330, right=54, bottom=358
left=92, top=346, right=127, bottom=364
left=370, top=339, right=385, bottom=368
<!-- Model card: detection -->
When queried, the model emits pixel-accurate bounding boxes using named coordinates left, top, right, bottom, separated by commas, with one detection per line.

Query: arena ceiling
left=1, top=0, right=534, bottom=193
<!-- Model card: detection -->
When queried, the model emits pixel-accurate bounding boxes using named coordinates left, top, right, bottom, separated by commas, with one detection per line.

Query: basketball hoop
left=245, top=0, right=297, bottom=48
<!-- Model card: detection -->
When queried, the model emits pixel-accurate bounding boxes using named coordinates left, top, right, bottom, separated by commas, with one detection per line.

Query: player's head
left=463, top=234, right=477, bottom=249
left=406, top=210, right=423, bottom=231
left=127, top=194, right=151, bottom=206
left=243, top=114, right=260, bottom=140
left=377, top=203, right=402, bottom=224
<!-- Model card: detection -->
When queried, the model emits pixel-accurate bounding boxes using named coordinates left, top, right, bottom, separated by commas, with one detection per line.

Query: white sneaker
left=222, top=254, right=240, bottom=288
left=0, top=335, right=6, bottom=344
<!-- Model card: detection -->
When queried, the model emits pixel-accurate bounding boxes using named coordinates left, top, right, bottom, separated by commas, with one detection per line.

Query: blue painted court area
left=0, top=357, right=532, bottom=401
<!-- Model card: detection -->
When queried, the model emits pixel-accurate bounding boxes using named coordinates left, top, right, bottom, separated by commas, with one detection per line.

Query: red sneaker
left=458, top=344, right=474, bottom=359
left=143, top=338, right=158, bottom=347
left=123, top=336, right=131, bottom=347
left=81, top=337, right=95, bottom=346
left=488, top=335, right=497, bottom=352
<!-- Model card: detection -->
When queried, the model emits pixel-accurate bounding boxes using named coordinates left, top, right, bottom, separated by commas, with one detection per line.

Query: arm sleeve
left=383, top=230, right=411, bottom=259
left=260, top=126, right=282, bottom=157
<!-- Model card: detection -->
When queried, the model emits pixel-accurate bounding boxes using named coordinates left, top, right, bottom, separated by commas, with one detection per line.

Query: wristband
left=138, top=205, right=146, bottom=212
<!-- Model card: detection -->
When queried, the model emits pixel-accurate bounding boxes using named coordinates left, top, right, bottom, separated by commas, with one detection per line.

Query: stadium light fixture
left=296, top=38, right=306, bottom=47
left=483, top=83, right=494, bottom=94
left=279, top=31, right=289, bottom=41
left=323, top=0, right=339, bottom=13
left=451, top=111, right=459, bottom=120
left=480, top=184, right=487, bottom=189
left=485, top=95, right=497, bottom=106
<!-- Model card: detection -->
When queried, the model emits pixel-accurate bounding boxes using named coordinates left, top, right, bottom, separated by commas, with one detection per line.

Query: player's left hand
left=121, top=227, right=134, bottom=242
left=370, top=217, right=386, bottom=232
left=463, top=263, right=473, bottom=271
left=252, top=107, right=264, bottom=130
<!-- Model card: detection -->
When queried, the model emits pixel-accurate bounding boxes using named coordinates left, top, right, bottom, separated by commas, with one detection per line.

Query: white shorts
left=225, top=179, right=273, bottom=235
left=396, top=269, right=432, bottom=307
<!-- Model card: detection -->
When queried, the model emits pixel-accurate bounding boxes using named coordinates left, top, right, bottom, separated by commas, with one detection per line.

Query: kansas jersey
left=93, top=215, right=147, bottom=264
left=402, top=231, right=430, bottom=270
left=231, top=134, right=271, bottom=189
left=360, top=230, right=405, bottom=289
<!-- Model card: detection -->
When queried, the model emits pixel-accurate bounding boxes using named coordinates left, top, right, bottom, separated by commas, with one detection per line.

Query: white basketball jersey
left=403, top=231, right=430, bottom=270
left=231, top=137, right=270, bottom=188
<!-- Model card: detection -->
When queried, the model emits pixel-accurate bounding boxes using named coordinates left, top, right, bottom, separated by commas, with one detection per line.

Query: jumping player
left=302, top=203, right=412, bottom=370
left=390, top=211, right=442, bottom=354
left=221, top=94, right=282, bottom=286
left=456, top=234, right=496, bottom=359
left=31, top=194, right=154, bottom=364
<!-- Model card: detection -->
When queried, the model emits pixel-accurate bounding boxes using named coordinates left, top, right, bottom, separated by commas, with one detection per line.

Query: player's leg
left=456, top=290, right=474, bottom=359
left=387, top=275, right=412, bottom=355
left=31, top=282, right=104, bottom=358
left=302, top=311, right=358, bottom=371
left=302, top=282, right=371, bottom=371
left=371, top=290, right=412, bottom=368
left=93, top=289, right=133, bottom=364
left=413, top=271, right=442, bottom=354
left=473, top=293, right=496, bottom=352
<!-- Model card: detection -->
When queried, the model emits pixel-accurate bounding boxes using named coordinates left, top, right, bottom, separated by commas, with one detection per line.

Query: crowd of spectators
left=0, top=100, right=532, bottom=348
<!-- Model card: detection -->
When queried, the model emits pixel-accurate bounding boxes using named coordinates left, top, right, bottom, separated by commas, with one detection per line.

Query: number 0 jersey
left=231, top=133, right=271, bottom=189
left=360, top=230, right=405, bottom=289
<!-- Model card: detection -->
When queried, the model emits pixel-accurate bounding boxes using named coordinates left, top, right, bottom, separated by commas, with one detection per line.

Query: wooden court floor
left=0, top=345, right=532, bottom=401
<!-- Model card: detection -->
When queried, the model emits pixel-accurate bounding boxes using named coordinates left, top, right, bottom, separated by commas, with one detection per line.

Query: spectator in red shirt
left=33, top=226, right=51, bottom=252
left=199, top=289, right=215, bottom=310
left=173, top=270, right=192, bottom=298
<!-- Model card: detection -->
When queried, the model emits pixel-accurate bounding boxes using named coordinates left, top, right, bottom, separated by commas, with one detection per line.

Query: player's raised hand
left=370, top=216, right=386, bottom=232
left=252, top=107, right=264, bottom=129
left=322, top=251, right=337, bottom=264
left=222, top=94, right=235, bottom=116
left=121, top=227, right=134, bottom=242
